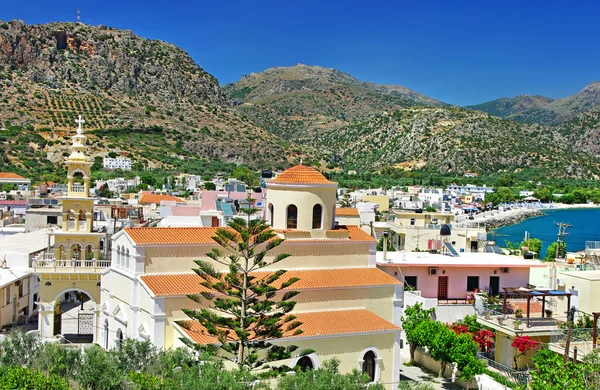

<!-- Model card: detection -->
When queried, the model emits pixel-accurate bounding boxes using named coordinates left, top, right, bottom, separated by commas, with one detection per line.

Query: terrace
left=476, top=287, right=572, bottom=336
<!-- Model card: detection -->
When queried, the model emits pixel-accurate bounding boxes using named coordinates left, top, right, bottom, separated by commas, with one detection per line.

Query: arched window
left=268, top=203, right=274, bottom=226
left=116, top=328, right=123, bottom=350
left=125, top=248, right=130, bottom=269
left=287, top=205, right=297, bottom=229
left=312, top=204, right=322, bottom=229
left=295, top=356, right=314, bottom=371
left=362, top=351, right=376, bottom=382
left=116, top=246, right=122, bottom=267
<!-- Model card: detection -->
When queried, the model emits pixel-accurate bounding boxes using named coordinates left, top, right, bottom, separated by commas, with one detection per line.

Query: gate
left=78, top=313, right=94, bottom=335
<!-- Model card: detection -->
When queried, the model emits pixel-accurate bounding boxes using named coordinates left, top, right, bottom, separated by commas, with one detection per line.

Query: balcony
left=32, top=253, right=110, bottom=273
left=549, top=328, right=598, bottom=361
left=71, top=184, right=86, bottom=193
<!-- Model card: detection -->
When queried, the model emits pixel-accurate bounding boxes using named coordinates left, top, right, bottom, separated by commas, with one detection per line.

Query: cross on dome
left=75, top=115, right=85, bottom=135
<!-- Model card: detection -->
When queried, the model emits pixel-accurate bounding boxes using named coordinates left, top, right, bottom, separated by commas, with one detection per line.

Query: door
left=502, top=337, right=513, bottom=367
left=437, top=276, right=448, bottom=299
left=490, top=276, right=500, bottom=296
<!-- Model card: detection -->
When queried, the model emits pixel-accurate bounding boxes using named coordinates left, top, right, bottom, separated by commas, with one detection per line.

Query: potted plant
left=545, top=309, right=553, bottom=318
left=513, top=319, right=522, bottom=330
left=498, top=315, right=508, bottom=325
left=515, top=309, right=524, bottom=318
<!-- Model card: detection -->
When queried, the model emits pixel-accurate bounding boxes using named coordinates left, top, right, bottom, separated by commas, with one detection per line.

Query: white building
left=103, top=157, right=132, bottom=171
left=519, top=190, right=535, bottom=197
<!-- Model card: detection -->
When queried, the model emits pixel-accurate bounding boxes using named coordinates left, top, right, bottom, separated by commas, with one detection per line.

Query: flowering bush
left=511, top=335, right=540, bottom=353
left=449, top=324, right=469, bottom=335
left=474, top=329, right=495, bottom=353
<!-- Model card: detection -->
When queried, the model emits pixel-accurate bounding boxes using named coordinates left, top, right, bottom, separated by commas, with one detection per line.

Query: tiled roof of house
left=335, top=207, right=360, bottom=217
left=124, top=227, right=220, bottom=245
left=139, top=268, right=400, bottom=297
left=178, top=309, right=400, bottom=345
left=124, top=225, right=376, bottom=245
left=268, top=165, right=336, bottom=185
left=138, top=193, right=183, bottom=205
left=0, top=172, right=26, bottom=179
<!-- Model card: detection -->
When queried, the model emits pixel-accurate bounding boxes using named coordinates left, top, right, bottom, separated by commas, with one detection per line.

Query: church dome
left=268, top=165, right=336, bottom=186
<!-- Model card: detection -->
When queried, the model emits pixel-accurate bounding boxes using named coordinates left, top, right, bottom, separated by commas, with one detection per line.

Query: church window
left=362, top=350, right=376, bottom=382
left=268, top=203, right=274, bottom=226
left=312, top=204, right=322, bottom=229
left=287, top=205, right=297, bottom=229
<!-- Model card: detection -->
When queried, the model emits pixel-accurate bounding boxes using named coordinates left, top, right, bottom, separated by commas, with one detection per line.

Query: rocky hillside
left=0, top=20, right=309, bottom=171
left=224, top=64, right=445, bottom=139
left=313, top=107, right=600, bottom=180
left=467, top=82, right=600, bottom=125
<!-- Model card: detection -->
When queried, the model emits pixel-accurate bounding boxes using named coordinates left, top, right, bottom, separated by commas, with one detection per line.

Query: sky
left=2, top=0, right=600, bottom=105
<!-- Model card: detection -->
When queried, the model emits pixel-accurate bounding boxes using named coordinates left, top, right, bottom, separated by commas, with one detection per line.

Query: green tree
left=339, top=193, right=352, bottom=208
left=203, top=182, right=216, bottom=191
left=531, top=348, right=585, bottom=390
left=533, top=187, right=553, bottom=203
left=179, top=211, right=304, bottom=370
left=276, top=358, right=385, bottom=390
left=377, top=237, right=396, bottom=251
left=450, top=333, right=484, bottom=381
left=76, top=345, right=126, bottom=390
left=571, top=189, right=588, bottom=204
left=520, top=238, right=542, bottom=255
left=401, top=303, right=434, bottom=364
left=425, top=206, right=437, bottom=212
left=232, top=166, right=258, bottom=187
left=0, top=366, right=70, bottom=390
left=424, top=321, right=456, bottom=377
left=546, top=241, right=566, bottom=261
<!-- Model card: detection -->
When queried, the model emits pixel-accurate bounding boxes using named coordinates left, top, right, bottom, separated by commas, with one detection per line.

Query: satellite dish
left=256, top=202, right=262, bottom=206
left=557, top=278, right=565, bottom=287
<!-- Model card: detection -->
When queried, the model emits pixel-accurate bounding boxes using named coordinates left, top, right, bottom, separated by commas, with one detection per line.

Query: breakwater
left=483, top=209, right=544, bottom=230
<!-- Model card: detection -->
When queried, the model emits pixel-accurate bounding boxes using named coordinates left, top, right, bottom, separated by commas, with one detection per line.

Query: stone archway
left=50, top=287, right=97, bottom=343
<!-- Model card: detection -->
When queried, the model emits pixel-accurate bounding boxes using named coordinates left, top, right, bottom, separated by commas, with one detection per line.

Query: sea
left=489, top=208, right=600, bottom=256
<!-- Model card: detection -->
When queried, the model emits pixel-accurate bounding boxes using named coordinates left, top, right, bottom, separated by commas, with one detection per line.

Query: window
left=268, top=203, right=274, bottom=226
left=116, top=328, right=123, bottom=350
left=362, top=351, right=376, bottom=382
left=312, top=204, right=322, bottom=229
left=467, top=276, right=480, bottom=292
left=125, top=248, right=130, bottom=269
left=2, top=286, right=10, bottom=307
left=47, top=216, right=58, bottom=225
left=287, top=205, right=297, bottom=229
left=410, top=218, right=416, bottom=226
left=405, top=276, right=418, bottom=290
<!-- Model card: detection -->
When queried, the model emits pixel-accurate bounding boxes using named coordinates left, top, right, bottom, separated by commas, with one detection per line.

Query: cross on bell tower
left=75, top=115, right=85, bottom=134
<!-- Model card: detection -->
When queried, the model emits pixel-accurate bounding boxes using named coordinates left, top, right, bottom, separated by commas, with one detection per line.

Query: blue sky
left=3, top=0, right=599, bottom=105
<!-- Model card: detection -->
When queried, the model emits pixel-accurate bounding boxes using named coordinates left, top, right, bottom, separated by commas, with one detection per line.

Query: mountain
left=467, top=82, right=600, bottom=125
left=313, top=106, right=600, bottom=180
left=224, top=64, right=445, bottom=139
left=0, top=20, right=307, bottom=174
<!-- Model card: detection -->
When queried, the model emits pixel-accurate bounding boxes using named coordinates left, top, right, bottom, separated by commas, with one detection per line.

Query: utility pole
left=563, top=306, right=576, bottom=363
left=555, top=222, right=572, bottom=259
left=77, top=8, right=81, bottom=23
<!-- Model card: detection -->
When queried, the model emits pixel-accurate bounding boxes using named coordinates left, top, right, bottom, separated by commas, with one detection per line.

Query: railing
left=71, top=184, right=86, bottom=193
left=479, top=307, right=566, bottom=330
left=33, top=257, right=111, bottom=271
left=477, top=352, right=529, bottom=385
left=438, top=298, right=474, bottom=306
left=550, top=328, right=598, bottom=356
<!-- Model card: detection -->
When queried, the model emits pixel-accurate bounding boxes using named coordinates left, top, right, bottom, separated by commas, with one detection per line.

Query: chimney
left=383, top=231, right=389, bottom=262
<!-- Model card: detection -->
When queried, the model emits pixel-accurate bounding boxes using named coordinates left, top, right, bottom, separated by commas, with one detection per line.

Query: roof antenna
left=77, top=8, right=81, bottom=23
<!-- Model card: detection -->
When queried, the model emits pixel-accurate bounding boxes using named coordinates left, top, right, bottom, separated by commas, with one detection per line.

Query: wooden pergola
left=503, top=287, right=572, bottom=327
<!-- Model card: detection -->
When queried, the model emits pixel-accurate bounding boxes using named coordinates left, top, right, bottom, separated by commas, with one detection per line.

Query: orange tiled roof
left=125, top=227, right=221, bottom=245
left=269, top=165, right=336, bottom=185
left=0, top=172, right=26, bottom=179
left=329, top=225, right=376, bottom=242
left=125, top=226, right=375, bottom=245
left=139, top=193, right=183, bottom=204
left=335, top=207, right=359, bottom=217
left=178, top=309, right=400, bottom=345
left=140, top=268, right=400, bottom=296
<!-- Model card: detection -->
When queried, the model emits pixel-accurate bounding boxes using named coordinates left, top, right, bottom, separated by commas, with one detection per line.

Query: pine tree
left=339, top=193, right=352, bottom=208
left=179, top=200, right=305, bottom=370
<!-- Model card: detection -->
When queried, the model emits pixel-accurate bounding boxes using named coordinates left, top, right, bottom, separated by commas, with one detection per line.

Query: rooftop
left=377, top=251, right=547, bottom=268
left=138, top=193, right=183, bottom=205
left=124, top=225, right=376, bottom=245
left=0, top=172, right=27, bottom=180
left=335, top=207, right=360, bottom=217
left=140, top=268, right=400, bottom=297
left=268, top=165, right=336, bottom=186
left=178, top=309, right=400, bottom=345
left=0, top=228, right=51, bottom=255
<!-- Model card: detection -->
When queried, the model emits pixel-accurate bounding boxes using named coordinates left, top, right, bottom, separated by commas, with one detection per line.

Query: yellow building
left=33, top=116, right=107, bottom=341
left=104, top=165, right=402, bottom=388
left=363, top=195, right=390, bottom=212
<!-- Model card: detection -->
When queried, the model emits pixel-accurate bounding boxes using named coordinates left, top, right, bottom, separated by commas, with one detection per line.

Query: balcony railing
left=71, top=184, right=86, bottom=193
left=550, top=328, right=598, bottom=357
left=478, top=308, right=566, bottom=332
left=476, top=352, right=529, bottom=385
left=33, top=253, right=110, bottom=271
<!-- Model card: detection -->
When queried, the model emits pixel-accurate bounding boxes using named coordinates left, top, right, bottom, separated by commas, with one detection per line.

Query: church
left=38, top=117, right=403, bottom=388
